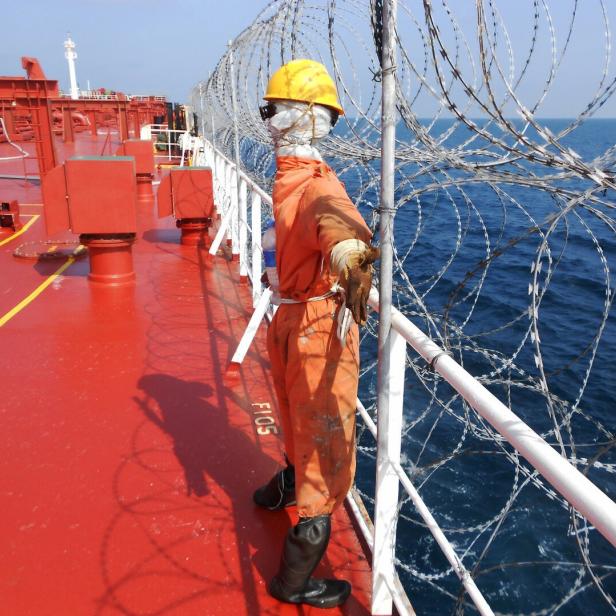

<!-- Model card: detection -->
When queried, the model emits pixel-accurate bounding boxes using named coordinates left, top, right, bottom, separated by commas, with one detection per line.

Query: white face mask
left=266, top=102, right=334, bottom=159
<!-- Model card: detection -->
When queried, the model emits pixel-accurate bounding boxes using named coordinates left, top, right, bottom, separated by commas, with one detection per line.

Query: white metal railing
left=60, top=91, right=118, bottom=100
left=59, top=92, right=166, bottom=101
left=198, top=137, right=270, bottom=303
left=140, top=124, right=191, bottom=162
left=194, top=134, right=616, bottom=616
left=130, top=95, right=166, bottom=101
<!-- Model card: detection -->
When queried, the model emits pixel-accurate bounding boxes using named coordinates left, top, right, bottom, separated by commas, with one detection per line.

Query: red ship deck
left=0, top=134, right=372, bottom=615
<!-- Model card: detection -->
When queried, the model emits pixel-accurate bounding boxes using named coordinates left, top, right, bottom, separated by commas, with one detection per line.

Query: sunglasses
left=259, top=102, right=340, bottom=127
left=259, top=102, right=277, bottom=121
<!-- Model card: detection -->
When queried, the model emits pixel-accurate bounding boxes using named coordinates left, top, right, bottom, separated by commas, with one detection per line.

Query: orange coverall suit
left=267, top=156, right=372, bottom=518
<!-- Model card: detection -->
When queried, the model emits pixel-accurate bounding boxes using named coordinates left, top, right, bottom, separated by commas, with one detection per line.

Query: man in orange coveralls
left=252, top=59, right=379, bottom=609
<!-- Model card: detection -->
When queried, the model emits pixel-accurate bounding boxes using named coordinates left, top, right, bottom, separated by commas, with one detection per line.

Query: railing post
left=191, top=137, right=199, bottom=165
left=210, top=151, right=217, bottom=210
left=225, top=162, right=233, bottom=236
left=239, top=177, right=248, bottom=279
left=216, top=154, right=225, bottom=218
left=199, top=81, right=206, bottom=137
left=228, top=40, right=243, bottom=265
left=230, top=167, right=240, bottom=256
left=251, top=192, right=262, bottom=305
left=373, top=0, right=399, bottom=614
left=372, top=331, right=405, bottom=614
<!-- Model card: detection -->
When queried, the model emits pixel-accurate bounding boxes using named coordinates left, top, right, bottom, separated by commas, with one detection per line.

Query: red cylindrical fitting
left=136, top=174, right=154, bottom=203
left=80, top=234, right=136, bottom=286
left=0, top=226, right=14, bottom=238
left=177, top=219, right=210, bottom=246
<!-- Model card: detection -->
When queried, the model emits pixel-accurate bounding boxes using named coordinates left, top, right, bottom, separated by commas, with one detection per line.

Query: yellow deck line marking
left=0, top=257, right=76, bottom=328
left=0, top=214, right=40, bottom=247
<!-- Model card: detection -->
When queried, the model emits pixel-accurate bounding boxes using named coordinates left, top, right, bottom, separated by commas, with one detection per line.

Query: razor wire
left=192, top=1, right=616, bottom=614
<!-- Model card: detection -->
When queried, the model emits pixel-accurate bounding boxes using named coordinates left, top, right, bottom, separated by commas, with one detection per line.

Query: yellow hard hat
left=264, top=59, right=344, bottom=115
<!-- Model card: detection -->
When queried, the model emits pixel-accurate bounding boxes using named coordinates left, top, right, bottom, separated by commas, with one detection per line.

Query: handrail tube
left=368, top=287, right=616, bottom=548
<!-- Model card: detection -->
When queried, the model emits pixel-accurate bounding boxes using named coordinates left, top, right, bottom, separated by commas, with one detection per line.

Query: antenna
left=64, top=33, right=79, bottom=99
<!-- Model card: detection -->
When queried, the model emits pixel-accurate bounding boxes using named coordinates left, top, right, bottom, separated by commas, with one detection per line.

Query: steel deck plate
left=0, top=134, right=372, bottom=615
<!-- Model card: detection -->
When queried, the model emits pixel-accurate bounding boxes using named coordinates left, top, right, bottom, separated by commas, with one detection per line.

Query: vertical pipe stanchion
left=209, top=147, right=217, bottom=204
left=209, top=73, right=216, bottom=150
left=208, top=143, right=215, bottom=170
left=192, top=137, right=200, bottom=166
left=219, top=159, right=227, bottom=219
left=218, top=156, right=226, bottom=219
left=372, top=0, right=399, bottom=614
left=213, top=154, right=221, bottom=214
left=88, top=111, right=97, bottom=136
left=225, top=163, right=233, bottom=241
left=229, top=41, right=245, bottom=267
left=118, top=101, right=129, bottom=142
left=239, top=177, right=248, bottom=279
left=230, top=167, right=240, bottom=258
left=373, top=330, right=406, bottom=614
left=229, top=41, right=241, bottom=171
left=211, top=152, right=218, bottom=208
left=199, top=82, right=206, bottom=137
left=251, top=192, right=262, bottom=306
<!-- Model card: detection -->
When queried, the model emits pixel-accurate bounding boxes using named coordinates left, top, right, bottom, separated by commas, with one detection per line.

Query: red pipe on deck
left=79, top=234, right=137, bottom=286
left=136, top=175, right=154, bottom=203
left=176, top=219, right=209, bottom=246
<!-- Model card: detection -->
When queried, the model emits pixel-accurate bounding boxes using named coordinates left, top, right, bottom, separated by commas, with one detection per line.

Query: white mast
left=64, top=34, right=79, bottom=99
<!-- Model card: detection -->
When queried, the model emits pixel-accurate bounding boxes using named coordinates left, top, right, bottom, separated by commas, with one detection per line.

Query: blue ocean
left=337, top=119, right=616, bottom=615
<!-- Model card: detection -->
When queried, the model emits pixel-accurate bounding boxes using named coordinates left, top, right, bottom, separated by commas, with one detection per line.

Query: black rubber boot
left=253, top=457, right=296, bottom=510
left=268, top=515, right=351, bottom=608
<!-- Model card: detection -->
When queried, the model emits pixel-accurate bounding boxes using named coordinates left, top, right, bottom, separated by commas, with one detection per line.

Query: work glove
left=337, top=245, right=380, bottom=325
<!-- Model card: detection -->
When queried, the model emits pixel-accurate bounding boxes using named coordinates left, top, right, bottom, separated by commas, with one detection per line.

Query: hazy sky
left=2, top=0, right=614, bottom=118
left=1, top=0, right=269, bottom=99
